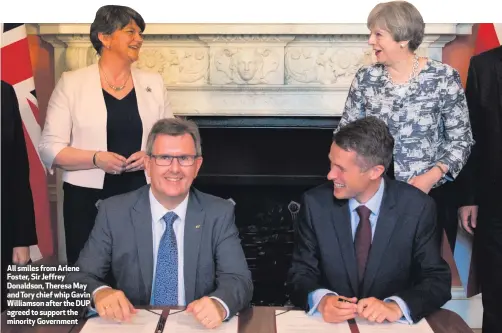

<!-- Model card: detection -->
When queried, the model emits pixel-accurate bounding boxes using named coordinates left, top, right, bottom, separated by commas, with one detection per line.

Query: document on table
left=162, top=309, right=238, bottom=332
left=275, top=310, right=351, bottom=333
left=79, top=309, right=162, bottom=333
left=356, top=317, right=434, bottom=333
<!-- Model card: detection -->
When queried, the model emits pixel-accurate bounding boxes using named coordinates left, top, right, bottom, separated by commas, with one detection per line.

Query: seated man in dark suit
left=287, top=116, right=451, bottom=324
left=66, top=118, right=253, bottom=329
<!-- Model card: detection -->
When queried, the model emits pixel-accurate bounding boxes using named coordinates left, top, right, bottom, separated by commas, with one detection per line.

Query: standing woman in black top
left=39, top=5, right=174, bottom=265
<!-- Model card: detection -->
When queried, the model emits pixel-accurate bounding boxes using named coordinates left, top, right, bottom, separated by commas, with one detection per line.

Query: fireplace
left=189, top=116, right=339, bottom=306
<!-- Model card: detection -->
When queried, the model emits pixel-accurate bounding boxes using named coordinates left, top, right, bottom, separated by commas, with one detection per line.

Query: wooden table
left=1, top=306, right=473, bottom=333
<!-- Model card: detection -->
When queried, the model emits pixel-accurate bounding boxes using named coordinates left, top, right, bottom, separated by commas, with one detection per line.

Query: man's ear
left=194, top=157, right=203, bottom=177
left=144, top=156, right=151, bottom=178
left=369, top=164, right=385, bottom=180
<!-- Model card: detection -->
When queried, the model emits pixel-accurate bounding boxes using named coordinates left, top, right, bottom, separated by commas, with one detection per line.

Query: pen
left=155, top=316, right=166, bottom=333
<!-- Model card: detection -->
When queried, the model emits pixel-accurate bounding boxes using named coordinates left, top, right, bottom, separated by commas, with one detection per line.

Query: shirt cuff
left=384, top=296, right=413, bottom=324
left=307, top=289, right=338, bottom=316
left=209, top=296, right=230, bottom=321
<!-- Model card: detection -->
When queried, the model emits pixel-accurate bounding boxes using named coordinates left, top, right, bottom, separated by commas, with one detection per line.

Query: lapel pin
left=146, top=87, right=152, bottom=92
left=195, top=225, right=201, bottom=229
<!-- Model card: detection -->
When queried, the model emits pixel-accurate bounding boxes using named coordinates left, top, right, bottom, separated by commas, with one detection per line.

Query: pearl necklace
left=386, top=55, right=419, bottom=84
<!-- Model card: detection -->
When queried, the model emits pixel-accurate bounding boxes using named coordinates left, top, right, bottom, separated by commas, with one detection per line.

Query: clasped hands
left=318, top=295, right=403, bottom=324
left=94, top=150, right=146, bottom=174
left=94, top=288, right=227, bottom=329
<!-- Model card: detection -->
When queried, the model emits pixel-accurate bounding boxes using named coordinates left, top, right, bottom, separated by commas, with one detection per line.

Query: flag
left=474, top=23, right=502, bottom=55
left=1, top=23, right=54, bottom=260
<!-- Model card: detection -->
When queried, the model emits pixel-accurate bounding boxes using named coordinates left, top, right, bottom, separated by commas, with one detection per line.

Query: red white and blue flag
left=1, top=23, right=54, bottom=260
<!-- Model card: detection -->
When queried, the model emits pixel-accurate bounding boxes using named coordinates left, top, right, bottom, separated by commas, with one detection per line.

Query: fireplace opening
left=189, top=116, right=339, bottom=306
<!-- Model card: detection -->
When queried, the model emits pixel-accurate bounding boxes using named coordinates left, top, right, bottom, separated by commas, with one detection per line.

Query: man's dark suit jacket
left=456, top=45, right=502, bottom=212
left=65, top=185, right=253, bottom=318
left=287, top=178, right=451, bottom=323
left=1, top=80, right=38, bottom=311
left=454, top=45, right=502, bottom=332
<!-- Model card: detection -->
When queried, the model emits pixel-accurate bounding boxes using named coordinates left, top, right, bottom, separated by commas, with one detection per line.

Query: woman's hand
left=95, top=151, right=127, bottom=174
left=125, top=151, right=146, bottom=172
left=408, top=166, right=443, bottom=194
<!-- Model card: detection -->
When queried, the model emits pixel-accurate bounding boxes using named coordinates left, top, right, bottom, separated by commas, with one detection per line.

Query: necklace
left=99, top=64, right=131, bottom=91
left=386, top=54, right=419, bottom=84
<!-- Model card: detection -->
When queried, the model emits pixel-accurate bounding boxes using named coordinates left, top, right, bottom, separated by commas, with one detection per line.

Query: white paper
left=275, top=310, right=352, bottom=333
left=79, top=309, right=162, bottom=333
left=163, top=310, right=238, bottom=332
left=356, top=317, right=434, bottom=333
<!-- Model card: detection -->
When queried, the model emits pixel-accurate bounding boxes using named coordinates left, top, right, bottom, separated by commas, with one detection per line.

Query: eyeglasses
left=149, top=154, right=199, bottom=166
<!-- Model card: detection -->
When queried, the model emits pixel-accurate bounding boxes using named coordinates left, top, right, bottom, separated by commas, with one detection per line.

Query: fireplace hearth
left=189, top=116, right=339, bottom=306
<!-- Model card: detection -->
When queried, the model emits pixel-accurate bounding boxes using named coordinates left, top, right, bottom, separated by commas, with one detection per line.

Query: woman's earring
left=400, top=43, right=405, bottom=48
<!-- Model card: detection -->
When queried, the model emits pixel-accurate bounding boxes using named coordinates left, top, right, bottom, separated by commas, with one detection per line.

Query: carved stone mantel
left=30, top=23, right=472, bottom=117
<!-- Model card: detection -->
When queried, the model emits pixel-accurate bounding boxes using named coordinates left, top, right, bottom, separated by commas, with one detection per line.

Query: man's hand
left=186, top=296, right=226, bottom=329
left=94, top=288, right=137, bottom=322
left=357, top=297, right=403, bottom=323
left=318, top=295, right=358, bottom=323
left=12, top=247, right=30, bottom=265
left=458, top=205, right=478, bottom=235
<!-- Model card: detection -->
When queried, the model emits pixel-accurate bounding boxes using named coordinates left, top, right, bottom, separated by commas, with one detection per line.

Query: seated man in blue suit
left=287, top=116, right=451, bottom=324
left=66, top=118, right=253, bottom=329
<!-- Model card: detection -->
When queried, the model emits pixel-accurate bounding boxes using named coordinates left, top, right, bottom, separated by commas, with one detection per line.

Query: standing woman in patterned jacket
left=334, top=1, right=474, bottom=250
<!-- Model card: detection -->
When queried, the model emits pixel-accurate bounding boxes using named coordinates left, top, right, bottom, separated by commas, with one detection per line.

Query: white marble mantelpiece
left=30, top=23, right=472, bottom=117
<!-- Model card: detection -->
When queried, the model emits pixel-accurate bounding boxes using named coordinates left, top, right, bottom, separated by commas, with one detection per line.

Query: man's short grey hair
left=333, top=117, right=394, bottom=171
left=367, top=1, right=425, bottom=51
left=146, top=118, right=202, bottom=156
left=90, top=5, right=145, bottom=55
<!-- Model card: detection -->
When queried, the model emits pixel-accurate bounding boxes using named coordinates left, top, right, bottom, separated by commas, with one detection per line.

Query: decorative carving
left=135, top=48, right=208, bottom=85
left=142, top=35, right=202, bottom=42
left=61, top=34, right=90, bottom=42
left=292, top=35, right=372, bottom=43
left=165, top=87, right=346, bottom=116
left=65, top=46, right=95, bottom=71
left=360, top=47, right=428, bottom=66
left=171, top=49, right=208, bottom=84
left=136, top=49, right=167, bottom=74
left=201, top=35, right=287, bottom=43
left=38, top=24, right=467, bottom=114
left=212, top=48, right=281, bottom=85
left=285, top=47, right=368, bottom=85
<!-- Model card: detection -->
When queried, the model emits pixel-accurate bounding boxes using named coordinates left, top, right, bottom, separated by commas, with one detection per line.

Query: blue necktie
left=152, top=211, right=179, bottom=305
